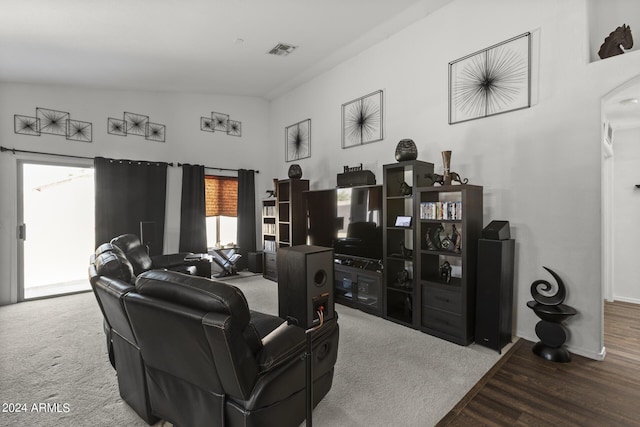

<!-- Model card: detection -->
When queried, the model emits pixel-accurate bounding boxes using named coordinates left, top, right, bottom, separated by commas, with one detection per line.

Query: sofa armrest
left=256, top=316, right=338, bottom=373
left=255, top=323, right=306, bottom=373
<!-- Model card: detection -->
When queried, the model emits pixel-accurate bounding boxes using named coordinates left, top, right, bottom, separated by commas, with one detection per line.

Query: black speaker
left=481, top=220, right=510, bottom=240
left=247, top=251, right=263, bottom=273
left=277, top=245, right=334, bottom=329
left=475, top=238, right=515, bottom=353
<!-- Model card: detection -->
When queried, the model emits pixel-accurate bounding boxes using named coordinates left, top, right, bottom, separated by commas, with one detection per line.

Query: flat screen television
left=334, top=185, right=383, bottom=260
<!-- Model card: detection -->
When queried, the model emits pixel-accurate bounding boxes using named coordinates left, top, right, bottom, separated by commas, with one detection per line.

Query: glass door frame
left=17, top=157, right=94, bottom=301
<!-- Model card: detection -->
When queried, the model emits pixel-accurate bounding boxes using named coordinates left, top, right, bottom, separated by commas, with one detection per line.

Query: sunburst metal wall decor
left=14, top=115, right=40, bottom=136
left=342, top=90, right=383, bottom=149
left=227, top=120, right=242, bottom=137
left=37, top=108, right=69, bottom=136
left=199, top=111, right=242, bottom=137
left=14, top=108, right=92, bottom=142
left=285, top=119, right=311, bottom=162
left=212, top=112, right=229, bottom=132
left=107, top=112, right=166, bottom=142
left=449, top=32, right=531, bottom=124
left=107, top=118, right=127, bottom=136
left=66, top=119, right=92, bottom=142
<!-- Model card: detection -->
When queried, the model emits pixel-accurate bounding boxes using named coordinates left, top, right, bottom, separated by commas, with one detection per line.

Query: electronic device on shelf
left=394, top=215, right=412, bottom=227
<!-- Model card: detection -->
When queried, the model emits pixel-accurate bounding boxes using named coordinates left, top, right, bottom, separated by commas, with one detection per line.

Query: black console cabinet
left=334, top=256, right=383, bottom=316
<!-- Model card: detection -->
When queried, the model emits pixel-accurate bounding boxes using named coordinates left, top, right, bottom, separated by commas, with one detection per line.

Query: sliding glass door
left=18, top=161, right=95, bottom=300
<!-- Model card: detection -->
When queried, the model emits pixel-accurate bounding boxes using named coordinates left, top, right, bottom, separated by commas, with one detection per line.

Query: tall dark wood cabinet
left=416, top=184, right=483, bottom=345
left=475, top=238, right=515, bottom=353
left=382, top=160, right=434, bottom=326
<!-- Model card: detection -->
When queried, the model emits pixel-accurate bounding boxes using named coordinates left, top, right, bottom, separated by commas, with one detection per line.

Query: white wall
left=0, top=83, right=274, bottom=305
left=269, top=0, right=640, bottom=359
left=613, top=126, right=640, bottom=303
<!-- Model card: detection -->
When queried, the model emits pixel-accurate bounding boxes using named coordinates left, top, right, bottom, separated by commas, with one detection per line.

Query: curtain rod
left=177, top=162, right=259, bottom=174
left=0, top=146, right=259, bottom=172
left=1, top=145, right=96, bottom=162
left=0, top=146, right=174, bottom=166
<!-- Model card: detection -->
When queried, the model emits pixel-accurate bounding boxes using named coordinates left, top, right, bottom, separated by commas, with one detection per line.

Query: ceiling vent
left=267, top=43, right=298, bottom=56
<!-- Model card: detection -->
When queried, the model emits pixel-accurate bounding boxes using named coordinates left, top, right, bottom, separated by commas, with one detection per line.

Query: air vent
left=268, top=43, right=298, bottom=56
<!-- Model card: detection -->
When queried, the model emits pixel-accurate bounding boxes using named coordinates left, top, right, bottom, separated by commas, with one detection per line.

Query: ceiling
left=0, top=0, right=451, bottom=100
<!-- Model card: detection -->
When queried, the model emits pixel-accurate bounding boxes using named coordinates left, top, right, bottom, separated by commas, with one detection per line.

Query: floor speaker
left=475, top=238, right=515, bottom=353
left=277, top=245, right=334, bottom=329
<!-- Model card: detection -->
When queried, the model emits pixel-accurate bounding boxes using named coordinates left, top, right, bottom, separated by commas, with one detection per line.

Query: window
left=205, top=175, right=238, bottom=248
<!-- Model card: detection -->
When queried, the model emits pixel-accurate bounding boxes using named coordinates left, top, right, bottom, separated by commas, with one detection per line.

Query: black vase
left=395, top=139, right=418, bottom=162
left=288, top=164, right=303, bottom=179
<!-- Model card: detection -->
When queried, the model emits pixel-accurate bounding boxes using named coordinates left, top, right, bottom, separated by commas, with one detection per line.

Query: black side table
left=184, top=254, right=212, bottom=278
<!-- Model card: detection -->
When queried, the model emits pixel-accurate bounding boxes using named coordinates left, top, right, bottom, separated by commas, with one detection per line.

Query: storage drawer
left=422, top=285, right=462, bottom=314
left=263, top=252, right=277, bottom=278
left=421, top=308, right=463, bottom=338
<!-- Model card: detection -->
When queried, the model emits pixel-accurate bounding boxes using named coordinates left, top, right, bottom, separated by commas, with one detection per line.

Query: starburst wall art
left=285, top=119, right=311, bottom=162
left=14, top=108, right=92, bottom=142
left=200, top=111, right=242, bottom=137
left=449, top=32, right=531, bottom=124
left=107, top=112, right=166, bottom=142
left=342, top=90, right=383, bottom=149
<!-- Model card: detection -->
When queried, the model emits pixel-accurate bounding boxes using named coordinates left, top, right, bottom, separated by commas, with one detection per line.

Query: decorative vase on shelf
left=442, top=150, right=452, bottom=185
left=395, top=139, right=418, bottom=162
left=288, top=164, right=303, bottom=179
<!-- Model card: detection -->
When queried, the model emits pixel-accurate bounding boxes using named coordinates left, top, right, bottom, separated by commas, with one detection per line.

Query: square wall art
left=449, top=32, right=531, bottom=124
left=341, top=90, right=383, bottom=149
left=285, top=118, right=311, bottom=162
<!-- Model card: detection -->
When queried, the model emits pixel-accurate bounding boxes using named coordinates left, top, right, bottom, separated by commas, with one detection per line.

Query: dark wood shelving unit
left=262, top=179, right=309, bottom=281
left=382, top=160, right=434, bottom=327
left=416, top=184, right=483, bottom=345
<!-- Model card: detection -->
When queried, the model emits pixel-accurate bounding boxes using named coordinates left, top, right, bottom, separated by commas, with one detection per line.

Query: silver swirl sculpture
left=530, top=266, right=566, bottom=306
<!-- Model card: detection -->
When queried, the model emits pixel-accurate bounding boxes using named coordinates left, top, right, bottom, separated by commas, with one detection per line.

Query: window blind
left=205, top=175, right=238, bottom=217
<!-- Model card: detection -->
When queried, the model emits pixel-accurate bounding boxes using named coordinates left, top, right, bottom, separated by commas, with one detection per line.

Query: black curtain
left=94, top=157, right=168, bottom=256
left=237, top=169, right=256, bottom=271
left=179, top=164, right=207, bottom=253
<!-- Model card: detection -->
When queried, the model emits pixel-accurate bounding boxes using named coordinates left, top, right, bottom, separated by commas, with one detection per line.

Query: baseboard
left=612, top=295, right=640, bottom=305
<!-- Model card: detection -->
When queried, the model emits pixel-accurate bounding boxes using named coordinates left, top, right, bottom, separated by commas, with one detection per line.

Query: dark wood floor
left=437, top=301, right=640, bottom=426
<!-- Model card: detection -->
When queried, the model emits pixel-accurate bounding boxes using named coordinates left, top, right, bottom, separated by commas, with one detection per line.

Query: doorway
left=601, top=75, right=640, bottom=359
left=18, top=161, right=95, bottom=300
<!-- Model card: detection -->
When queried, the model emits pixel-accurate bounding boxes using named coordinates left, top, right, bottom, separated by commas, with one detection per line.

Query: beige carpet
left=0, top=274, right=504, bottom=427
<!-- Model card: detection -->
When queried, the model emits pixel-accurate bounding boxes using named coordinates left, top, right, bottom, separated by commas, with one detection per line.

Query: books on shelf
left=420, top=201, right=462, bottom=220
left=262, top=205, right=276, bottom=217
left=263, top=240, right=277, bottom=252
left=263, top=223, right=276, bottom=235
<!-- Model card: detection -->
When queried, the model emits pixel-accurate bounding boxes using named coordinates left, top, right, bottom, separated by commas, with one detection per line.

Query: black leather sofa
left=89, top=244, right=339, bottom=427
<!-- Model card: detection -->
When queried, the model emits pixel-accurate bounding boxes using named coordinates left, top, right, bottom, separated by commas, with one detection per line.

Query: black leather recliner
left=124, top=270, right=339, bottom=427
left=89, top=243, right=158, bottom=424
left=90, top=246, right=339, bottom=427
left=110, top=233, right=197, bottom=276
